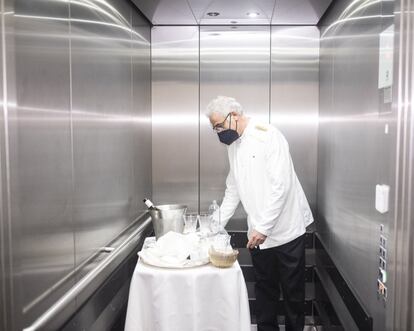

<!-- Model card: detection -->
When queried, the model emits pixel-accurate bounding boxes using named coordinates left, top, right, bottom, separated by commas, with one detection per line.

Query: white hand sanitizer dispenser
left=375, top=184, right=390, bottom=214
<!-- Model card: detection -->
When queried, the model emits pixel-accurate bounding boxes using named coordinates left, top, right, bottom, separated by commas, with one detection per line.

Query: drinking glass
left=198, top=213, right=212, bottom=234
left=183, top=213, right=198, bottom=233
left=213, top=233, right=231, bottom=251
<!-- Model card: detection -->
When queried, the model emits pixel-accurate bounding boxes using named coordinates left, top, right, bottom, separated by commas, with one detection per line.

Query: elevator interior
left=1, top=0, right=413, bottom=330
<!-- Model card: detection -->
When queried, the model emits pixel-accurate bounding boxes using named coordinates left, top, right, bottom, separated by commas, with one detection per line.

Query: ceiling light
left=207, top=12, right=220, bottom=17
left=246, top=12, right=259, bottom=18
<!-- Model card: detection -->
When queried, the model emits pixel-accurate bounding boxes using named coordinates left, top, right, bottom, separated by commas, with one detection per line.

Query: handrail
left=23, top=214, right=152, bottom=331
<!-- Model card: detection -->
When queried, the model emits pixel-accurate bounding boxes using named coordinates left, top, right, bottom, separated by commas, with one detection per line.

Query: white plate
left=138, top=249, right=210, bottom=269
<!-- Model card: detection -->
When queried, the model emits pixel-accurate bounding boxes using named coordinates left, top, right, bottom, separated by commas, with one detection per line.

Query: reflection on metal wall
left=71, top=0, right=151, bottom=268
left=131, top=9, right=152, bottom=220
left=317, top=0, right=395, bottom=330
left=0, top=1, right=11, bottom=330
left=199, top=26, right=271, bottom=216
left=12, top=1, right=75, bottom=326
left=151, top=26, right=199, bottom=212
left=271, top=26, right=319, bottom=210
left=389, top=0, right=414, bottom=329
left=1, top=0, right=151, bottom=328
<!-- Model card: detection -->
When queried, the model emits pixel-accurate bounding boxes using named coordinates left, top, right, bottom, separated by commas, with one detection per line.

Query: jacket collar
left=239, top=118, right=254, bottom=142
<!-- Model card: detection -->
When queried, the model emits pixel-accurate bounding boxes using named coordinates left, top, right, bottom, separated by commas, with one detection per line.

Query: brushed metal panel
left=270, top=26, right=319, bottom=211
left=200, top=26, right=270, bottom=216
left=316, top=27, right=335, bottom=253
left=0, top=1, right=10, bottom=330
left=151, top=26, right=199, bottom=212
left=11, top=0, right=76, bottom=326
left=383, top=1, right=412, bottom=330
left=131, top=7, right=152, bottom=216
left=0, top=1, right=151, bottom=329
left=71, top=0, right=151, bottom=266
left=3, top=0, right=19, bottom=328
left=317, top=1, right=395, bottom=330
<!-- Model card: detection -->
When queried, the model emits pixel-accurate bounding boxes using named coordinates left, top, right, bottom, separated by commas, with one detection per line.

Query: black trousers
left=250, top=234, right=305, bottom=331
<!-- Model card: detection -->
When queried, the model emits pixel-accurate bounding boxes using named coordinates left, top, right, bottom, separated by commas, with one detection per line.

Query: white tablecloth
left=124, top=259, right=251, bottom=331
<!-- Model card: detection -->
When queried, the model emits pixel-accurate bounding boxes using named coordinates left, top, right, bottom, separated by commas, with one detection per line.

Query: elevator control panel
left=377, top=224, right=388, bottom=302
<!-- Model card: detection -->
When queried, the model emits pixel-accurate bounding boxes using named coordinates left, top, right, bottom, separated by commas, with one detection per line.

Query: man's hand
left=247, top=230, right=267, bottom=249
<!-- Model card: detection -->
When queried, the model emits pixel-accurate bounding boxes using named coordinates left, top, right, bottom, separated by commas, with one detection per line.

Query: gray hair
left=205, top=96, right=243, bottom=118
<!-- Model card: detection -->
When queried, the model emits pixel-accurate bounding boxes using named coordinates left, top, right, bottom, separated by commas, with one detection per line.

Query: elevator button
left=379, top=268, right=387, bottom=283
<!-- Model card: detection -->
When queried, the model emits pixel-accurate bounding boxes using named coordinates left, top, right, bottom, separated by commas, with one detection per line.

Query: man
left=206, top=96, right=314, bottom=331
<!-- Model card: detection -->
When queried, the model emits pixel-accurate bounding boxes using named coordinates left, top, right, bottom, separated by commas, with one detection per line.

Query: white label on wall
left=378, top=24, right=394, bottom=89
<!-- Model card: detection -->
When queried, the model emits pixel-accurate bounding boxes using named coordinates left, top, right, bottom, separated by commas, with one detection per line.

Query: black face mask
left=217, top=115, right=239, bottom=145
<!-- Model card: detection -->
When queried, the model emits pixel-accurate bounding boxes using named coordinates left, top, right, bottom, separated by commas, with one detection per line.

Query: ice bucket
left=148, top=204, right=187, bottom=239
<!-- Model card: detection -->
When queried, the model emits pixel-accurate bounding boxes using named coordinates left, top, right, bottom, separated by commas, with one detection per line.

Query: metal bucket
left=148, top=204, right=187, bottom=239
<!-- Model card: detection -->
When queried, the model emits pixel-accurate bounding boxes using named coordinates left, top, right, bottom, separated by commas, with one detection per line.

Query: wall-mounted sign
left=378, top=24, right=394, bottom=89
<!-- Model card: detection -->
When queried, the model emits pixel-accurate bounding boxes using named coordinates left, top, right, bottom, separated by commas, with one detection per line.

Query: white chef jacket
left=219, top=118, right=314, bottom=249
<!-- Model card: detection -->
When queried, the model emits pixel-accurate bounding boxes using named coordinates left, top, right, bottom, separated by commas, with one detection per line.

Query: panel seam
left=198, top=26, right=201, bottom=214
left=68, top=0, right=76, bottom=285
left=1, top=2, right=14, bottom=328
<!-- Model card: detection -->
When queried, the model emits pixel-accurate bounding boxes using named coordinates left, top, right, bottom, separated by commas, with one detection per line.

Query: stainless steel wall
left=151, top=26, right=199, bottom=212
left=317, top=0, right=395, bottom=330
left=12, top=1, right=74, bottom=327
left=0, top=0, right=12, bottom=329
left=70, top=0, right=150, bottom=268
left=152, top=26, right=319, bottom=221
left=387, top=1, right=414, bottom=329
left=270, top=26, right=319, bottom=210
left=0, top=1, right=151, bottom=329
left=0, top=0, right=5, bottom=322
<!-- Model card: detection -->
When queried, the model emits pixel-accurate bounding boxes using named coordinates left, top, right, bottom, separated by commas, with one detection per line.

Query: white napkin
left=141, top=232, right=197, bottom=266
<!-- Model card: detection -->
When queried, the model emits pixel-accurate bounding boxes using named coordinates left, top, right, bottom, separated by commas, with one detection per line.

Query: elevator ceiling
left=131, top=0, right=332, bottom=25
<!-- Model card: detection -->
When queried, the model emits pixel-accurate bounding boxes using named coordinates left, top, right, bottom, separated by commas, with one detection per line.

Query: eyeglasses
left=212, top=113, right=231, bottom=133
